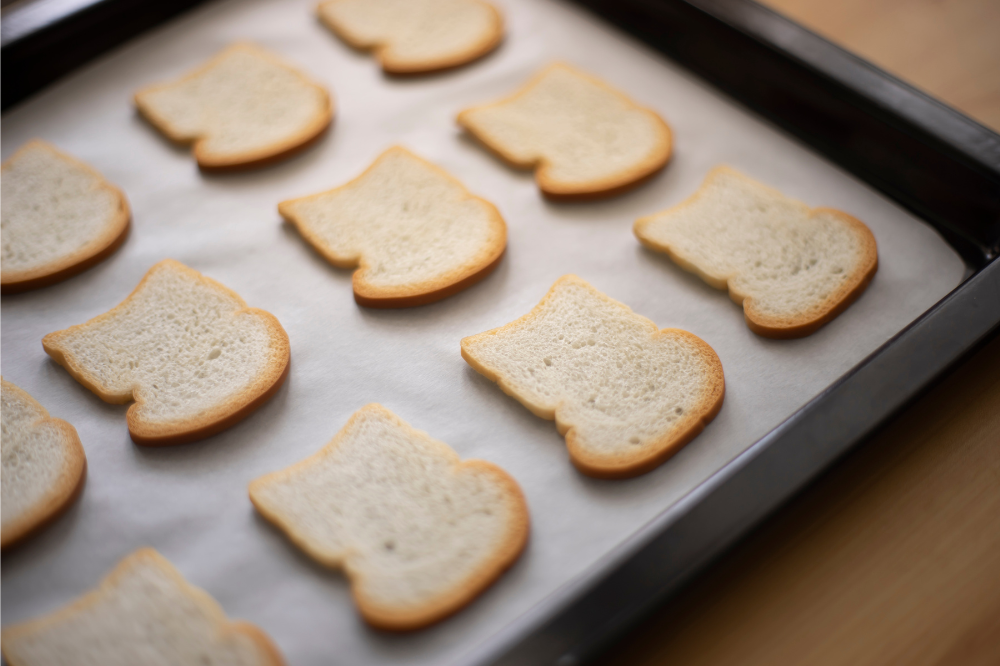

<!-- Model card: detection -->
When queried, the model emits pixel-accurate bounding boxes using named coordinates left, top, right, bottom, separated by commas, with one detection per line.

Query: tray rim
left=2, top=0, right=998, bottom=664
left=473, top=1, right=1000, bottom=663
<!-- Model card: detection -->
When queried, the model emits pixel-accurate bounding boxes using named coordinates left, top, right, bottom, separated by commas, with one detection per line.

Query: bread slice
left=0, top=548, right=285, bottom=665
left=461, top=275, right=725, bottom=478
left=249, top=404, right=529, bottom=630
left=1, top=378, right=87, bottom=550
left=134, top=44, right=332, bottom=171
left=457, top=63, right=672, bottom=200
left=1, top=141, right=130, bottom=294
left=42, top=259, right=290, bottom=446
left=634, top=166, right=879, bottom=338
left=279, top=146, right=506, bottom=307
left=318, top=0, right=503, bottom=74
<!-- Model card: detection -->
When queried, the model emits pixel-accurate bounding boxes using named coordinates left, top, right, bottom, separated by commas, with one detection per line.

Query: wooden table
left=595, top=1, right=1000, bottom=663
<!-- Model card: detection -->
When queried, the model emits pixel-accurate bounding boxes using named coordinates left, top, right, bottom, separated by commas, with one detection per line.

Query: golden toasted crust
left=249, top=404, right=530, bottom=631
left=353, top=247, right=506, bottom=308
left=0, top=548, right=286, bottom=665
left=41, top=260, right=291, bottom=446
left=461, top=275, right=725, bottom=478
left=0, top=379, right=88, bottom=550
left=134, top=44, right=333, bottom=171
left=278, top=146, right=507, bottom=308
left=357, top=459, right=528, bottom=630
left=1, top=141, right=131, bottom=294
left=457, top=63, right=673, bottom=200
left=634, top=166, right=880, bottom=339
left=566, top=328, right=724, bottom=478
left=317, top=0, right=503, bottom=75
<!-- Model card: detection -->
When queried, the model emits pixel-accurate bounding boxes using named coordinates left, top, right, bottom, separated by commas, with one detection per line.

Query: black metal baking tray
left=3, top=1, right=998, bottom=665
left=473, top=2, right=1000, bottom=664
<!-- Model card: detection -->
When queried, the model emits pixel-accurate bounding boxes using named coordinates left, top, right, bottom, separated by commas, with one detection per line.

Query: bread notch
left=1, top=141, right=130, bottom=293
left=1, top=548, right=285, bottom=665
left=249, top=404, right=529, bottom=630
left=634, top=166, right=879, bottom=338
left=457, top=63, right=672, bottom=200
left=318, top=0, right=503, bottom=74
left=42, top=260, right=290, bottom=446
left=135, top=44, right=332, bottom=170
left=279, top=146, right=507, bottom=307
left=1, top=379, right=87, bottom=550
left=461, top=276, right=725, bottom=478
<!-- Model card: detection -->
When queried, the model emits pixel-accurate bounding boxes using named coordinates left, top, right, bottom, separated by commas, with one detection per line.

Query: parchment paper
left=0, top=0, right=964, bottom=663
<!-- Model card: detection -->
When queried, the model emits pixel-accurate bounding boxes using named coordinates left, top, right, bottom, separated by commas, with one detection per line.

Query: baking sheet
left=0, top=0, right=965, bottom=663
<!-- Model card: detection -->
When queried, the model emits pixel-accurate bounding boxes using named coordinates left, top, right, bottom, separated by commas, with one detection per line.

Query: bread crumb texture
left=634, top=166, right=879, bottom=338
left=249, top=404, right=529, bottom=630
left=134, top=44, right=332, bottom=170
left=0, top=548, right=285, bottom=666
left=42, top=260, right=290, bottom=446
left=318, top=0, right=503, bottom=73
left=279, top=146, right=506, bottom=307
left=1, top=379, right=86, bottom=550
left=458, top=63, right=672, bottom=199
left=1, top=141, right=129, bottom=293
left=462, top=276, right=725, bottom=478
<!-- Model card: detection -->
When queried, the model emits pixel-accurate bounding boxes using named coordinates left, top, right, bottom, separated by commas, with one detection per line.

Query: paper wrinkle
left=0, top=0, right=963, bottom=664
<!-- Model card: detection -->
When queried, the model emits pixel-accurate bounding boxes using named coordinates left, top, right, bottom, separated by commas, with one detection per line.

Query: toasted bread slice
left=634, top=166, right=879, bottom=338
left=279, top=146, right=506, bottom=307
left=0, top=548, right=285, bottom=665
left=135, top=44, right=332, bottom=170
left=1, top=141, right=130, bottom=293
left=457, top=63, right=672, bottom=199
left=461, top=276, right=724, bottom=478
left=1, top=378, right=87, bottom=550
left=318, top=0, right=503, bottom=74
left=249, top=404, right=529, bottom=630
left=42, top=260, right=290, bottom=446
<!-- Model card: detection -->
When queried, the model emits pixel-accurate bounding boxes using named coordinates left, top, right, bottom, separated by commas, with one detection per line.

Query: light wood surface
left=595, top=2, right=1000, bottom=663
left=762, top=0, right=1000, bottom=131
left=596, top=336, right=1000, bottom=665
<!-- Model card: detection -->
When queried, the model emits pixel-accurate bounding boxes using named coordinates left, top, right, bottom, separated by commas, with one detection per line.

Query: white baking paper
left=0, top=0, right=964, bottom=663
